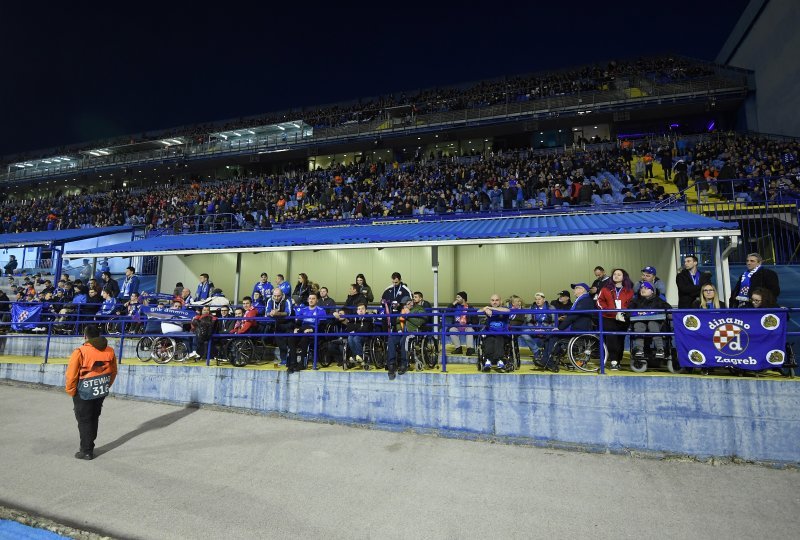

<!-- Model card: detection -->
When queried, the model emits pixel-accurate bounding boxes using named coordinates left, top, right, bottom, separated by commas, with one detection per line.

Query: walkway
left=0, top=383, right=797, bottom=539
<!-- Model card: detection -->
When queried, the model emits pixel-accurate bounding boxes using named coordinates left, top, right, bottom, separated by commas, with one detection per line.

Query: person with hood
left=65, top=324, right=117, bottom=460
left=627, top=282, right=671, bottom=359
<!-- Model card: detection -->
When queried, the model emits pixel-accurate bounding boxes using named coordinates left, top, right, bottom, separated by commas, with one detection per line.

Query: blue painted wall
left=3, top=363, right=798, bottom=465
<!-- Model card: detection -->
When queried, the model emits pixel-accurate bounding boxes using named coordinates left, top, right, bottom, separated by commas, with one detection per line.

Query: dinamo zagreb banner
left=11, top=303, right=43, bottom=331
left=675, top=310, right=787, bottom=370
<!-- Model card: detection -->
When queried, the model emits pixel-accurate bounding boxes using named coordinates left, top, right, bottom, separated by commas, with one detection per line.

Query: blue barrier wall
left=2, top=363, right=798, bottom=465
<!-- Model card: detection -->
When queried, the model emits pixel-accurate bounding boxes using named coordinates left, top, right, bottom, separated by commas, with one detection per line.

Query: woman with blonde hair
left=692, top=284, right=725, bottom=309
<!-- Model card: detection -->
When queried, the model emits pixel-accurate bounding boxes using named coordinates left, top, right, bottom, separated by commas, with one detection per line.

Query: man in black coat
left=542, top=283, right=596, bottom=372
left=730, top=253, right=780, bottom=308
left=676, top=255, right=712, bottom=308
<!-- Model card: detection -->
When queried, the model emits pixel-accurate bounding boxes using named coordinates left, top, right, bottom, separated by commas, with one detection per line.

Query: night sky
left=0, top=1, right=750, bottom=157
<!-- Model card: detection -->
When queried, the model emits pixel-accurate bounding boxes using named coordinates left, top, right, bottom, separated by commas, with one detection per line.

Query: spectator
left=730, top=253, right=780, bottom=307
left=597, top=269, right=634, bottom=370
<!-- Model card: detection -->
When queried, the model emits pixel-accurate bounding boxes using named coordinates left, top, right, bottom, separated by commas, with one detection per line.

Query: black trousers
left=483, top=335, right=505, bottom=363
left=603, top=318, right=628, bottom=362
left=73, top=395, right=105, bottom=454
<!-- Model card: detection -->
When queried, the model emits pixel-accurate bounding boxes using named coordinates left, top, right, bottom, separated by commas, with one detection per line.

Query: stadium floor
left=2, top=353, right=794, bottom=380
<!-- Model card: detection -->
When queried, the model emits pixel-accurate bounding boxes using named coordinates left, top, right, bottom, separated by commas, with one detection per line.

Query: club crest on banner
left=711, top=323, right=749, bottom=354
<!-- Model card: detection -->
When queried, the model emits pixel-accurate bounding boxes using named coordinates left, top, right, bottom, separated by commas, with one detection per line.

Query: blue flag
left=675, top=310, right=787, bottom=370
left=12, top=303, right=43, bottom=331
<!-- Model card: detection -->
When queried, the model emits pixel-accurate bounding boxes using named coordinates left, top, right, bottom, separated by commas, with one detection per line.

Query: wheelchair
left=407, top=333, right=439, bottom=371
left=142, top=321, right=193, bottom=364
left=104, top=316, right=145, bottom=336
left=221, top=330, right=276, bottom=367
left=341, top=335, right=387, bottom=371
left=627, top=318, right=682, bottom=374
left=474, top=332, right=520, bottom=372
left=528, top=333, right=609, bottom=373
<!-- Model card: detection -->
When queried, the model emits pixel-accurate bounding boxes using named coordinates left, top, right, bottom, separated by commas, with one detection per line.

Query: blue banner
left=140, top=305, right=194, bottom=320
left=11, top=303, right=43, bottom=331
left=675, top=310, right=787, bottom=370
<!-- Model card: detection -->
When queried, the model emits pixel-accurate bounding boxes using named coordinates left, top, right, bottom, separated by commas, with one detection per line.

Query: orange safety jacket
left=65, top=337, right=118, bottom=397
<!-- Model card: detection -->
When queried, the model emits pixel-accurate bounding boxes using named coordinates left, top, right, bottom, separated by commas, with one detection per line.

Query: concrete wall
left=160, top=239, right=676, bottom=306
left=3, top=362, right=797, bottom=464
left=722, top=0, right=800, bottom=136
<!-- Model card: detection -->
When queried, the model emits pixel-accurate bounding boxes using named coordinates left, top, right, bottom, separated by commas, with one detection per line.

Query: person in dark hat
left=550, top=289, right=573, bottom=325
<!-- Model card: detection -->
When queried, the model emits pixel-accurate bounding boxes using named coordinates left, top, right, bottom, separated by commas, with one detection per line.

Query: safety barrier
left=1, top=303, right=797, bottom=377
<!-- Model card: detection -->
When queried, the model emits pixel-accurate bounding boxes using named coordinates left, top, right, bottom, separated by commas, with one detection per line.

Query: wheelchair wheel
left=422, top=336, right=439, bottom=368
left=630, top=355, right=648, bottom=373
left=475, top=337, right=484, bottom=371
left=174, top=341, right=189, bottom=362
left=370, top=337, right=387, bottom=369
left=230, top=340, right=255, bottom=367
left=412, top=339, right=424, bottom=372
left=568, top=334, right=605, bottom=373
left=151, top=336, right=177, bottom=364
left=318, top=340, right=337, bottom=368
left=136, top=336, right=154, bottom=362
left=104, top=319, right=121, bottom=335
left=666, top=348, right=686, bottom=374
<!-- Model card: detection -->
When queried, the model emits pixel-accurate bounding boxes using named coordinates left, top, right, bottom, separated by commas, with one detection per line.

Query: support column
left=233, top=253, right=242, bottom=302
left=714, top=237, right=725, bottom=300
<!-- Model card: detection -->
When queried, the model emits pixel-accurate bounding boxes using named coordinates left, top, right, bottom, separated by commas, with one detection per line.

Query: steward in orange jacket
left=65, top=324, right=117, bottom=460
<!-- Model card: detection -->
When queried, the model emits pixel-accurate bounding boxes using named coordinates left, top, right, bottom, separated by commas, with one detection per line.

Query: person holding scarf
left=730, top=253, right=780, bottom=308
left=119, top=266, right=139, bottom=300
left=597, top=269, right=634, bottom=370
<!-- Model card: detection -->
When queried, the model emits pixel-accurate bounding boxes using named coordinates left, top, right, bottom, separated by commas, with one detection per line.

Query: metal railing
left=1, top=304, right=796, bottom=377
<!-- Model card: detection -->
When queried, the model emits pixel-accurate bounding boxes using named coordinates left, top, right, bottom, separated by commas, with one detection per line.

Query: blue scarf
left=570, top=293, right=588, bottom=310
left=736, top=266, right=759, bottom=302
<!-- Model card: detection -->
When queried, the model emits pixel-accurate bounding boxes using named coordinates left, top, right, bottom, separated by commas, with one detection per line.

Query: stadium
left=1, top=1, right=799, bottom=538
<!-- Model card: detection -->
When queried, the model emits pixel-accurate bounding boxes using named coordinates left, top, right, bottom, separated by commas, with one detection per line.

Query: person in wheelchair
left=478, top=294, right=510, bottom=372
left=627, top=282, right=671, bottom=360
left=343, top=302, right=374, bottom=370
left=446, top=291, right=477, bottom=355
left=289, top=293, right=327, bottom=373
left=542, top=283, right=595, bottom=372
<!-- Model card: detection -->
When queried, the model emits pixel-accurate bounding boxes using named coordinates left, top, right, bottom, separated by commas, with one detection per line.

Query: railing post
left=117, top=319, right=126, bottom=365
left=43, top=318, right=53, bottom=365
left=598, top=313, right=605, bottom=374
left=440, top=310, right=447, bottom=373
left=312, top=316, right=319, bottom=370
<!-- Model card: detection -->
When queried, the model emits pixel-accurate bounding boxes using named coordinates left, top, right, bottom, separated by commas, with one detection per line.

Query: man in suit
left=676, top=255, right=712, bottom=309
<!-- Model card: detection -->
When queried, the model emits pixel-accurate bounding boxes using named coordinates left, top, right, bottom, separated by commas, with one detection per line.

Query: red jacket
left=233, top=306, right=259, bottom=334
left=596, top=286, right=634, bottom=319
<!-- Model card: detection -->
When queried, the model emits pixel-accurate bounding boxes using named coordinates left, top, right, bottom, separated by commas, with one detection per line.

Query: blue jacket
left=119, top=275, right=140, bottom=297
left=557, top=294, right=596, bottom=331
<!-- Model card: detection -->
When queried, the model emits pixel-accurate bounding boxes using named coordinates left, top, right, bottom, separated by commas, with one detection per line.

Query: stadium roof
left=0, top=226, right=133, bottom=248
left=64, top=211, right=739, bottom=259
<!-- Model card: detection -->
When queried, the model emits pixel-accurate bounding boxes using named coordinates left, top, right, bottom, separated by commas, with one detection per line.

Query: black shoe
left=466, top=348, right=476, bottom=356
left=453, top=346, right=463, bottom=355
left=74, top=451, right=94, bottom=460
left=398, top=367, right=407, bottom=375
left=388, top=371, right=396, bottom=380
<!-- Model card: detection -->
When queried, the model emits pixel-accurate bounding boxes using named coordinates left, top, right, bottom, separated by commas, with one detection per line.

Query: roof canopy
left=63, top=211, right=739, bottom=259
left=0, top=226, right=133, bottom=248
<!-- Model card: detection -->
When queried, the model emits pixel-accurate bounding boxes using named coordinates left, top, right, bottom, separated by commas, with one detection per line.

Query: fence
left=1, top=303, right=796, bottom=377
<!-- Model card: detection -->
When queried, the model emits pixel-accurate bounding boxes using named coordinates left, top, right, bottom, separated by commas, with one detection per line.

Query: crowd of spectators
left=2, top=56, right=716, bottom=168
left=1, top=132, right=798, bottom=235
